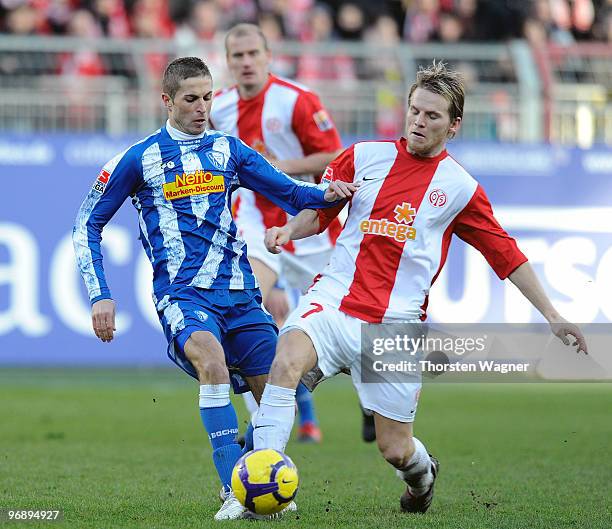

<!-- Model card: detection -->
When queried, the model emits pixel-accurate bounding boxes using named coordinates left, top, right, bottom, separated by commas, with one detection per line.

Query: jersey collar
left=165, top=120, right=206, bottom=141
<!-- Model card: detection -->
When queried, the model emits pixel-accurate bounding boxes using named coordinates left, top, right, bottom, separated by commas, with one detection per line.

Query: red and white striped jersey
left=312, top=138, right=528, bottom=323
left=210, top=74, right=342, bottom=255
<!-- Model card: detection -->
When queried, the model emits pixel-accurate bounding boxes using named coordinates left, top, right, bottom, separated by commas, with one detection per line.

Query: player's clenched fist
left=91, top=299, right=117, bottom=343
left=324, top=180, right=359, bottom=202
left=265, top=226, right=292, bottom=255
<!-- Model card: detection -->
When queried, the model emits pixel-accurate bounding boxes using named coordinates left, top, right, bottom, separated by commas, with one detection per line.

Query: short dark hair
left=162, top=57, right=211, bottom=99
left=225, top=23, right=269, bottom=54
left=408, top=60, right=465, bottom=122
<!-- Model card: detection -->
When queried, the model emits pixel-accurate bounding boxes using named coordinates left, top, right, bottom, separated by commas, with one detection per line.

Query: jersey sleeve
left=235, top=139, right=336, bottom=216
left=453, top=184, right=527, bottom=279
left=291, top=90, right=342, bottom=157
left=316, top=145, right=355, bottom=233
left=72, top=149, right=140, bottom=304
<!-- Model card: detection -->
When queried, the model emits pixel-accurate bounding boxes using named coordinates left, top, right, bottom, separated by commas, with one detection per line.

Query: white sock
left=396, top=437, right=434, bottom=496
left=253, top=384, right=296, bottom=452
left=242, top=391, right=259, bottom=419
left=198, top=383, right=230, bottom=408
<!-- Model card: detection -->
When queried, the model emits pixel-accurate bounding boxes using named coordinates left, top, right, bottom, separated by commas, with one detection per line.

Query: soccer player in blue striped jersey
left=72, top=57, right=357, bottom=521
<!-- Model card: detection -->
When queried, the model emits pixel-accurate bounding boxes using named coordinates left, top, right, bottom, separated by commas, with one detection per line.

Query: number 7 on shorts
left=301, top=302, right=323, bottom=319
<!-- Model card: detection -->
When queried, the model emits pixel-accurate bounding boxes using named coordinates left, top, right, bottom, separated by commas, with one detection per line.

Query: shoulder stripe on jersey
left=270, top=74, right=312, bottom=95
left=213, top=85, right=238, bottom=98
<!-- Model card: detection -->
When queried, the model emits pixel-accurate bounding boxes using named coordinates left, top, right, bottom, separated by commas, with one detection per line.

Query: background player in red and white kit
left=210, top=23, right=343, bottom=443
left=210, top=23, right=343, bottom=303
left=254, top=61, right=588, bottom=514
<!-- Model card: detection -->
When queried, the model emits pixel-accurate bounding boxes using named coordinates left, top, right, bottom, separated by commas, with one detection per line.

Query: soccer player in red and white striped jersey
left=210, top=23, right=344, bottom=447
left=254, top=61, right=587, bottom=514
left=210, top=23, right=343, bottom=305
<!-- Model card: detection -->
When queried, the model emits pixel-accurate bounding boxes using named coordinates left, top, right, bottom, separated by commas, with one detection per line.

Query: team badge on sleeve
left=92, top=169, right=110, bottom=194
left=321, top=165, right=334, bottom=183
left=313, top=110, right=333, bottom=132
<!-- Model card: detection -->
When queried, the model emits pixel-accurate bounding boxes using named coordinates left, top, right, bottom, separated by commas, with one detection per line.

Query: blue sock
left=199, top=384, right=242, bottom=492
left=242, top=422, right=254, bottom=455
left=296, top=382, right=317, bottom=426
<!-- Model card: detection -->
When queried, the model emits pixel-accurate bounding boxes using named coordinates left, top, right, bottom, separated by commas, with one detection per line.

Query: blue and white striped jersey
left=73, top=123, right=333, bottom=307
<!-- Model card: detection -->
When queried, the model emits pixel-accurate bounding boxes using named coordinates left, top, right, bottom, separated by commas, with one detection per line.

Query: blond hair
left=225, top=23, right=269, bottom=53
left=408, top=60, right=465, bottom=122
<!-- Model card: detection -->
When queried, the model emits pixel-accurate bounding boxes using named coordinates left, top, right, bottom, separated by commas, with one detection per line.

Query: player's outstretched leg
left=250, top=330, right=318, bottom=519
left=374, top=414, right=438, bottom=514
left=253, top=329, right=318, bottom=452
left=296, top=382, right=322, bottom=443
left=184, top=331, right=245, bottom=521
left=199, top=384, right=245, bottom=520
left=253, top=383, right=296, bottom=452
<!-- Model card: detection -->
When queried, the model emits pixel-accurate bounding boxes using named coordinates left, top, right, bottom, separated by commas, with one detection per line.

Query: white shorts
left=281, top=291, right=422, bottom=423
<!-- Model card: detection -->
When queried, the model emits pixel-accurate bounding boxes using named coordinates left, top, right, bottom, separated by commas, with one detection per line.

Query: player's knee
left=195, top=358, right=229, bottom=383
left=269, top=350, right=304, bottom=387
left=269, top=330, right=316, bottom=387
left=187, top=349, right=228, bottom=383
left=184, top=331, right=229, bottom=383
left=378, top=437, right=415, bottom=469
left=205, top=360, right=230, bottom=383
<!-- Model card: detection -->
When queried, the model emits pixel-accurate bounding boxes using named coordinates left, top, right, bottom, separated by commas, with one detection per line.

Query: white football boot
left=214, top=490, right=246, bottom=521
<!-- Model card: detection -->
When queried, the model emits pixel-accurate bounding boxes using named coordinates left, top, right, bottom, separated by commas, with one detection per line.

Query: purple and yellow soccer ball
left=231, top=448, right=299, bottom=515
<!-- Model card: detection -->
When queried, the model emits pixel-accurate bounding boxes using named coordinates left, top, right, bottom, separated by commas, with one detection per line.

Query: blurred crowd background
left=1, top=0, right=611, bottom=46
left=0, top=0, right=609, bottom=144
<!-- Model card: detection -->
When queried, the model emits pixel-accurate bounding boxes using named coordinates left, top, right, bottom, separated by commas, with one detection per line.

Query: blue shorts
left=157, top=287, right=277, bottom=393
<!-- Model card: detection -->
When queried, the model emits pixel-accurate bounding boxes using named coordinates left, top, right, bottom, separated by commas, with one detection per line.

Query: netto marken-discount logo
left=163, top=170, right=225, bottom=201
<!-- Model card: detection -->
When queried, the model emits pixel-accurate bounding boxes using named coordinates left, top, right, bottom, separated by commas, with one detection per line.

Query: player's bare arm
left=272, top=149, right=344, bottom=175
left=91, top=299, right=116, bottom=343
left=508, top=262, right=587, bottom=353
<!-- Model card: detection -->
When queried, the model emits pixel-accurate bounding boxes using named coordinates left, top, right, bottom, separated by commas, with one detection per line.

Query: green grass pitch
left=1, top=368, right=610, bottom=528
